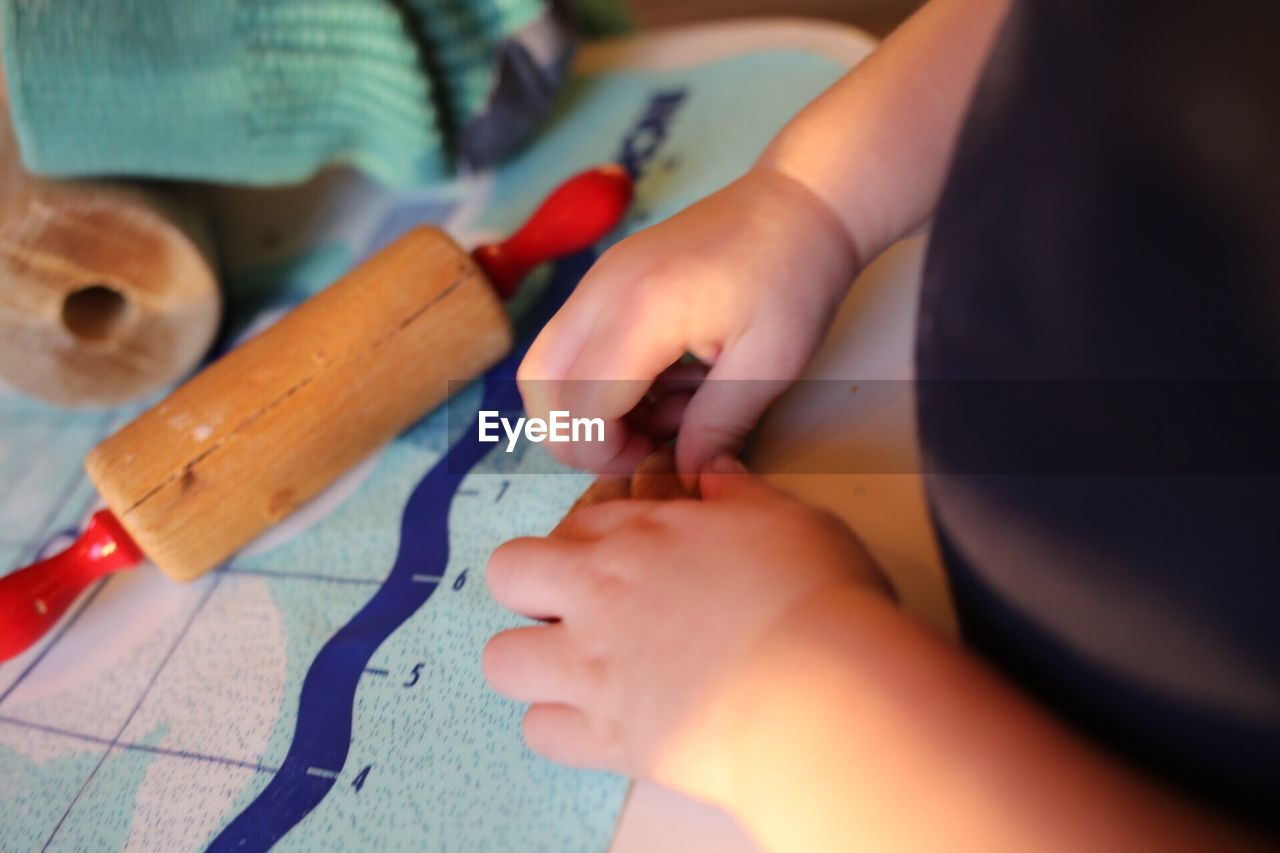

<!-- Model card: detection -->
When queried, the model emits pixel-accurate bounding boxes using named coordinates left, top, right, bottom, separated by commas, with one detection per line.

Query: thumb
left=698, top=454, right=784, bottom=503
left=675, top=325, right=812, bottom=485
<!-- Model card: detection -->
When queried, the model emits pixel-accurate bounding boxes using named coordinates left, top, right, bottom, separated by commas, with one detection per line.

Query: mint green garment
left=1, top=0, right=630, bottom=187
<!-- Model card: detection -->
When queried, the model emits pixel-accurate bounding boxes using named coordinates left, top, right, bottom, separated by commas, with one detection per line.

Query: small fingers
left=676, top=323, right=818, bottom=483
left=522, top=703, right=621, bottom=772
left=519, top=318, right=595, bottom=432
left=483, top=625, right=585, bottom=704
left=518, top=262, right=621, bottom=390
left=486, top=536, right=585, bottom=620
left=549, top=292, right=688, bottom=471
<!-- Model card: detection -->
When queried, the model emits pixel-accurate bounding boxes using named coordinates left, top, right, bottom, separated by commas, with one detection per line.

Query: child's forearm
left=720, top=586, right=1265, bottom=853
left=757, top=0, right=1011, bottom=267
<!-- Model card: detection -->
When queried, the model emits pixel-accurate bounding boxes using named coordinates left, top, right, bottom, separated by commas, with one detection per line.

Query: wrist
left=713, top=583, right=909, bottom=844
left=741, top=164, right=864, bottom=301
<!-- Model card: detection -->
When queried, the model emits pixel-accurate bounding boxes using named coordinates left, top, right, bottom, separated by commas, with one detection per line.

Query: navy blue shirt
left=917, top=0, right=1280, bottom=823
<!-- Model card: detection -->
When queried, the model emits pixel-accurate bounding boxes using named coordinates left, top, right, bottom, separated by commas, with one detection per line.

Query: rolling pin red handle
left=0, top=510, right=143, bottom=663
left=472, top=164, right=634, bottom=300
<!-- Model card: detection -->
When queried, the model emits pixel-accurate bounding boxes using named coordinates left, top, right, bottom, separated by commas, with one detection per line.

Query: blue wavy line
left=209, top=252, right=593, bottom=851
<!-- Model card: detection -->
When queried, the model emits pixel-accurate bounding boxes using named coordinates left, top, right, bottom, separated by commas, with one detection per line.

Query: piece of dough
left=565, top=445, right=700, bottom=515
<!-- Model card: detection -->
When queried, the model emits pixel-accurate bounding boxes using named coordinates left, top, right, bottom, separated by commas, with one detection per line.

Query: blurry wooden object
left=86, top=227, right=511, bottom=581
left=0, top=94, right=219, bottom=407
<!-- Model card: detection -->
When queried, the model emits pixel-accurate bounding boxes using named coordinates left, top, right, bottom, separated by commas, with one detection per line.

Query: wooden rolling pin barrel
left=0, top=97, right=220, bottom=407
left=0, top=165, right=634, bottom=661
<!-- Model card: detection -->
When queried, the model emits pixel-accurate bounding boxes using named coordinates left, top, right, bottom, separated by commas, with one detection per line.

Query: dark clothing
left=917, top=0, right=1280, bottom=823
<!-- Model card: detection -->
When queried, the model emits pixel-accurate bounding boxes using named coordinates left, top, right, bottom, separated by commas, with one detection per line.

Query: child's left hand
left=482, top=455, right=891, bottom=804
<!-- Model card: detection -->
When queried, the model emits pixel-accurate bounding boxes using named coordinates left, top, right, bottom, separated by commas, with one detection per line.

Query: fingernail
left=710, top=454, right=746, bottom=474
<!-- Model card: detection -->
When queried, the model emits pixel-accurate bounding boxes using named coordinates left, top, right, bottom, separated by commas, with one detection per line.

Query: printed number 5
left=404, top=663, right=424, bottom=688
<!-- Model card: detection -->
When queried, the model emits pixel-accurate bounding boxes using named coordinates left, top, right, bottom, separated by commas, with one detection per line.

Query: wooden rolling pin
left=86, top=227, right=511, bottom=579
left=0, top=93, right=219, bottom=407
left=0, top=165, right=633, bottom=661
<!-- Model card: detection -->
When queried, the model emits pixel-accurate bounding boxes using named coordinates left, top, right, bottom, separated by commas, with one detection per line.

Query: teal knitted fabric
left=1, top=0, right=630, bottom=186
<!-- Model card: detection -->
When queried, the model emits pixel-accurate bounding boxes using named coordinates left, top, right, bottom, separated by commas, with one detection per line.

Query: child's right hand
left=517, top=166, right=859, bottom=476
left=483, top=456, right=893, bottom=803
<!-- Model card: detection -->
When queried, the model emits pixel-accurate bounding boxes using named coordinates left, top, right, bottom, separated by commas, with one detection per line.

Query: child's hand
left=517, top=167, right=859, bottom=476
left=482, top=456, right=890, bottom=803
